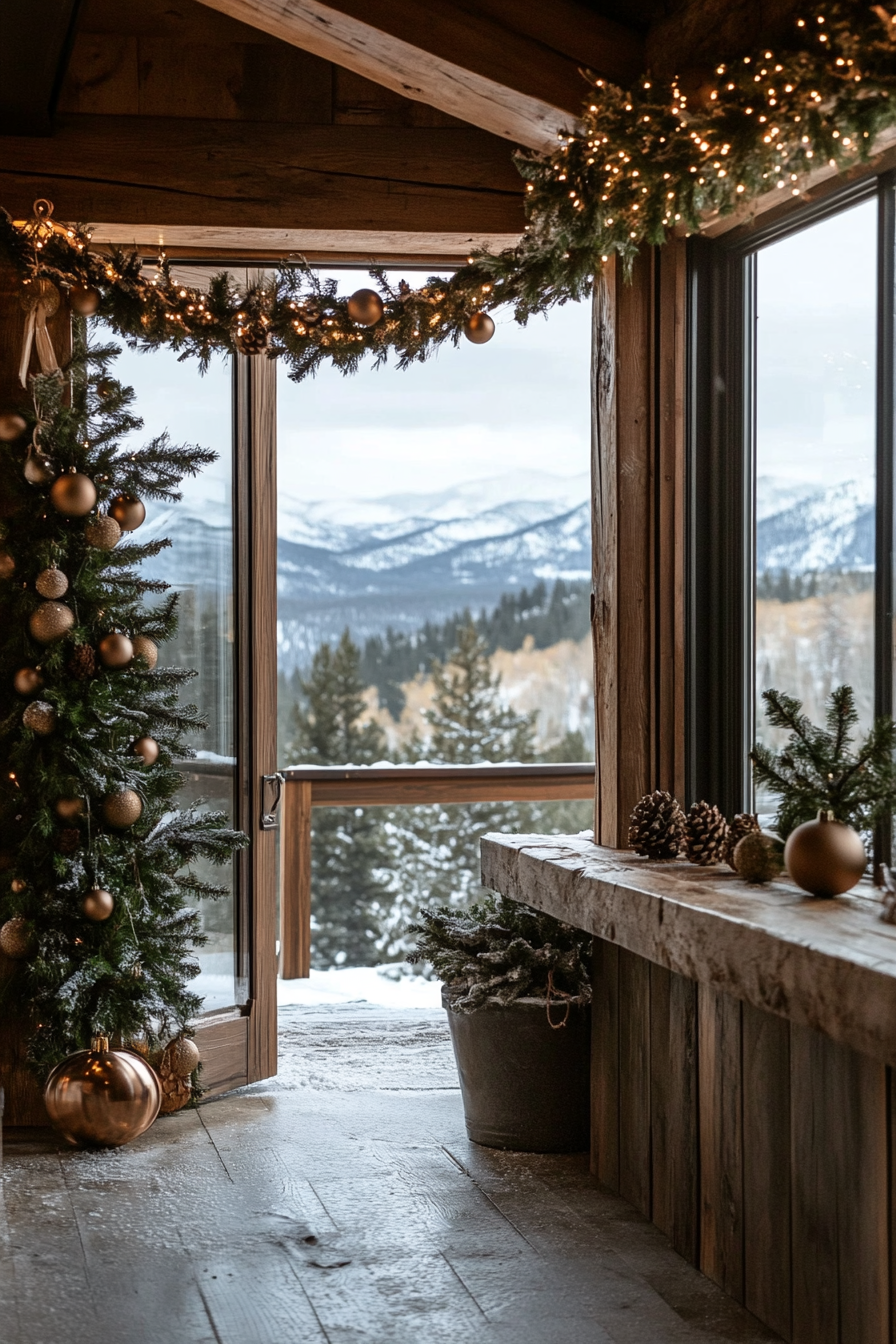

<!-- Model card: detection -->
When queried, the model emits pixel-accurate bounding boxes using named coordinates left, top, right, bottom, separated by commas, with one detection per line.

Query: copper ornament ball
left=102, top=789, right=143, bottom=829
left=50, top=471, right=97, bottom=518
left=164, top=1036, right=201, bottom=1078
left=69, top=284, right=101, bottom=317
left=0, top=917, right=35, bottom=960
left=464, top=312, right=495, bottom=345
left=84, top=513, right=121, bottom=550
left=13, top=666, right=42, bottom=696
left=132, top=735, right=160, bottom=765
left=23, top=451, right=56, bottom=485
left=784, top=810, right=866, bottom=898
left=98, top=632, right=134, bottom=668
left=10, top=878, right=27, bottom=893
left=109, top=493, right=146, bottom=531
left=44, top=1036, right=161, bottom=1149
left=347, top=288, right=385, bottom=326
left=35, top=566, right=69, bottom=599
left=29, top=600, right=75, bottom=644
left=132, top=635, right=158, bottom=669
left=0, top=412, right=27, bottom=442
left=82, top=887, right=114, bottom=922
left=55, top=796, right=86, bottom=821
left=23, top=699, right=57, bottom=735
left=0, top=549, right=15, bottom=580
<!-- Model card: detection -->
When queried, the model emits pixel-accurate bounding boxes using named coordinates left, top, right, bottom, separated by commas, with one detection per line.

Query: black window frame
left=686, top=171, right=896, bottom=863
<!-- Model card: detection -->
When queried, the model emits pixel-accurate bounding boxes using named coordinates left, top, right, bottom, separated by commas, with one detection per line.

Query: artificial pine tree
left=752, top=685, right=896, bottom=839
left=0, top=344, right=246, bottom=1074
left=285, top=629, right=393, bottom=967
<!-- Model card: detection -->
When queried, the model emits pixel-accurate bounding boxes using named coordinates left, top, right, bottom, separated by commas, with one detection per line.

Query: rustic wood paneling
left=742, top=1002, right=792, bottom=1342
left=650, top=963, right=698, bottom=1262
left=591, top=937, right=620, bottom=1188
left=194, top=1012, right=249, bottom=1099
left=280, top=780, right=312, bottom=981
left=618, top=947, right=651, bottom=1217
left=591, top=263, right=618, bottom=845
left=698, top=982, right=744, bottom=1302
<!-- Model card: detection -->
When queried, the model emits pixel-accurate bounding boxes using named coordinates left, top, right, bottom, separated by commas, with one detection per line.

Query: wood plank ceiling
left=0, top=0, right=803, bottom=259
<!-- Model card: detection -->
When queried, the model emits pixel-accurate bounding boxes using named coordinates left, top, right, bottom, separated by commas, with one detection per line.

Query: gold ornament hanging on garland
left=29, top=599, right=74, bottom=643
left=132, top=735, right=160, bottom=765
left=44, top=1036, right=161, bottom=1148
left=132, top=635, right=158, bottom=669
left=0, top=549, right=15, bottom=580
left=84, top=513, right=121, bottom=549
left=23, top=446, right=56, bottom=485
left=0, top=917, right=35, bottom=960
left=50, top=470, right=97, bottom=517
left=98, top=632, right=133, bottom=668
left=463, top=312, right=495, bottom=344
left=82, top=888, right=114, bottom=921
left=102, top=789, right=143, bottom=828
left=23, top=699, right=56, bottom=734
left=347, top=288, right=385, bottom=326
left=13, top=665, right=43, bottom=695
left=0, top=412, right=26, bottom=442
left=35, top=565, right=68, bottom=599
left=69, top=284, right=100, bottom=316
left=109, top=493, right=145, bottom=531
left=55, top=796, right=86, bottom=821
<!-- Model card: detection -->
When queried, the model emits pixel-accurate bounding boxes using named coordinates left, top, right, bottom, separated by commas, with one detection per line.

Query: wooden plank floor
left=1, top=1005, right=780, bottom=1343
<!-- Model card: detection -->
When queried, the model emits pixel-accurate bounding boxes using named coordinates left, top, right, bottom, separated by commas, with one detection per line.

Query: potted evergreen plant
left=408, top=895, right=592, bottom=1152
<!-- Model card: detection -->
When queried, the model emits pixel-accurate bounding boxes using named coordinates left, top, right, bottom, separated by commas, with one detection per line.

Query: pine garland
left=0, top=1, right=893, bottom=386
left=0, top=343, right=247, bottom=1071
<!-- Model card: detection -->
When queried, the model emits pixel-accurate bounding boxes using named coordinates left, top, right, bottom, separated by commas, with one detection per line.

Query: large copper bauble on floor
left=29, top=600, right=75, bottom=644
left=784, top=810, right=866, bottom=898
left=50, top=471, right=97, bottom=517
left=44, top=1036, right=161, bottom=1148
left=109, top=493, right=146, bottom=531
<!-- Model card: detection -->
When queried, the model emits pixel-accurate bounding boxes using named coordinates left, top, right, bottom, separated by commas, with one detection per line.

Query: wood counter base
left=481, top=834, right=894, bottom=1344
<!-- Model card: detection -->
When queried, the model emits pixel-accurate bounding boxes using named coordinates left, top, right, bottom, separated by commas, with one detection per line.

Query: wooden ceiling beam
left=0, top=0, right=82, bottom=135
left=0, top=115, right=525, bottom=253
left=191, top=0, right=645, bottom=151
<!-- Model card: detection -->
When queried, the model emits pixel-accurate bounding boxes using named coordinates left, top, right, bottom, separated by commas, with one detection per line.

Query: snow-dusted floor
left=277, top=964, right=442, bottom=1010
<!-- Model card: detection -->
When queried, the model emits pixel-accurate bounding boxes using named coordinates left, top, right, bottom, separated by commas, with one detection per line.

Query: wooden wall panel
left=618, top=947, right=652, bottom=1217
left=591, top=264, right=618, bottom=845
left=591, top=937, right=620, bottom=1188
left=698, top=983, right=744, bottom=1302
left=650, top=964, right=698, bottom=1262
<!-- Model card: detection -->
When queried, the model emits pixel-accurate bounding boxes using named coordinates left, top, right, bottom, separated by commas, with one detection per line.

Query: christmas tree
left=0, top=341, right=246, bottom=1075
left=285, top=629, right=393, bottom=967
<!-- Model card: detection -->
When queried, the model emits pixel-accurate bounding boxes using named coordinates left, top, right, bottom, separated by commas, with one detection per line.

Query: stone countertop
left=480, top=833, right=896, bottom=1066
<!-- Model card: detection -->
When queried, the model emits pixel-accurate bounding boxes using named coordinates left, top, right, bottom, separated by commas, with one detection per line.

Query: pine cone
left=68, top=644, right=96, bottom=679
left=685, top=801, right=728, bottom=865
left=57, top=827, right=81, bottom=856
left=724, top=812, right=760, bottom=869
left=628, top=790, right=686, bottom=859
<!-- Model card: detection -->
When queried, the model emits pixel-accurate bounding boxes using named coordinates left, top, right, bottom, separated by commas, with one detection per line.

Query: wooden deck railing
left=279, top=763, right=596, bottom=979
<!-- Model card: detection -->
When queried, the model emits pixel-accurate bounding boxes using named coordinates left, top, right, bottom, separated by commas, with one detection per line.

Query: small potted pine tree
left=408, top=895, right=591, bottom=1152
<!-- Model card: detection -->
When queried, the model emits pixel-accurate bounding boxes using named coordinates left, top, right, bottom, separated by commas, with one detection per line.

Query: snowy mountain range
left=141, top=471, right=875, bottom=673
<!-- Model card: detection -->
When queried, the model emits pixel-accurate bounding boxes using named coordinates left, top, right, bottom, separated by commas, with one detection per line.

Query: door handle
left=260, top=773, right=284, bottom=830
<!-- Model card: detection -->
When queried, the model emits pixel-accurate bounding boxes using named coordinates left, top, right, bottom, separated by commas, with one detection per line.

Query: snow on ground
left=277, top=964, right=443, bottom=1010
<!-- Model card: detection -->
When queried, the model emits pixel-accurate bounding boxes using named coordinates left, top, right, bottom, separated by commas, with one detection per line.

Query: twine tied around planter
left=546, top=969, right=574, bottom=1030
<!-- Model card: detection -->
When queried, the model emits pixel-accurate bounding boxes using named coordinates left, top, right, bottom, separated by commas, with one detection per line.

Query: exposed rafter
left=0, top=0, right=81, bottom=136
left=191, top=0, right=644, bottom=151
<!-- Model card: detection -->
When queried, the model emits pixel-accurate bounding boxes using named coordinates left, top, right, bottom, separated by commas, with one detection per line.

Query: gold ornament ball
left=44, top=1036, right=161, bottom=1149
left=98, top=632, right=134, bottom=668
left=24, top=451, right=56, bottom=485
left=164, top=1036, right=201, bottom=1078
left=132, top=635, right=158, bottom=669
left=132, top=735, right=159, bottom=765
left=347, top=288, right=385, bottom=326
left=11, top=878, right=27, bottom=893
left=464, top=312, right=495, bottom=345
left=102, top=789, right=143, bottom=829
left=733, top=831, right=783, bottom=884
left=109, top=493, right=146, bottom=531
left=69, top=284, right=101, bottom=317
left=50, top=472, right=97, bottom=518
left=82, top=888, right=114, bottom=922
left=0, top=549, right=15, bottom=580
left=0, top=412, right=27, bottom=442
left=29, top=600, right=75, bottom=644
left=13, top=665, right=42, bottom=696
left=84, top=513, right=122, bottom=550
left=0, top=917, right=35, bottom=960
left=55, top=796, right=86, bottom=821
left=23, top=700, right=56, bottom=735
left=35, top=566, right=69, bottom=599
left=784, top=810, right=866, bottom=898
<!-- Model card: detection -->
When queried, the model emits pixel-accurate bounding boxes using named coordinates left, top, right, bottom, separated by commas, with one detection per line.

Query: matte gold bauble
left=0, top=917, right=35, bottom=960
left=55, top=796, right=86, bottom=821
left=132, top=735, right=159, bottom=765
left=464, top=311, right=495, bottom=344
left=44, top=1036, right=161, bottom=1148
left=164, top=1036, right=200, bottom=1078
left=784, top=810, right=866, bottom=898
left=23, top=450, right=56, bottom=485
left=35, top=565, right=68, bottom=599
left=13, top=666, right=41, bottom=698
left=29, top=600, right=75, bottom=644
left=11, top=878, right=27, bottom=893
left=132, top=635, right=158, bottom=669
left=733, top=831, right=783, bottom=884
left=98, top=632, right=133, bottom=668
left=109, top=493, right=146, bottom=531
left=69, top=284, right=101, bottom=316
left=102, top=789, right=143, bottom=828
left=0, top=549, right=15, bottom=580
left=347, top=288, right=385, bottom=326
left=82, top=888, right=114, bottom=921
left=23, top=699, right=56, bottom=735
left=84, top=513, right=121, bottom=550
left=50, top=471, right=97, bottom=518
left=0, top=412, right=27, bottom=442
